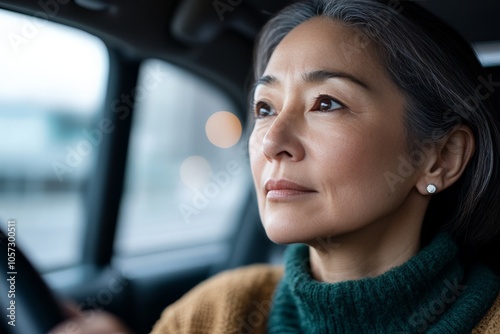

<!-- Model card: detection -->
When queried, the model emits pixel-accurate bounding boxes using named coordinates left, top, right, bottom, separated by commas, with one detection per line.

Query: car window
left=474, top=42, right=500, bottom=67
left=0, top=9, right=109, bottom=271
left=114, top=59, right=250, bottom=257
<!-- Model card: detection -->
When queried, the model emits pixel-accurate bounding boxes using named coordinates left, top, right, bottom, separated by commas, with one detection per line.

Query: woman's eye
left=312, top=95, right=343, bottom=112
left=254, top=101, right=275, bottom=118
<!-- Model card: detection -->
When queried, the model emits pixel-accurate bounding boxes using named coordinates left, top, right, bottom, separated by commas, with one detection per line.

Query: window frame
left=81, top=51, right=141, bottom=269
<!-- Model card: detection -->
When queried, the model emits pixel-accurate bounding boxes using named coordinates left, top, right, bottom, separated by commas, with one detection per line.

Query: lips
left=265, top=179, right=316, bottom=200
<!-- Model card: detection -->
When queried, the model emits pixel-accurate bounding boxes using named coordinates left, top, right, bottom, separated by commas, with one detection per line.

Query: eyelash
left=253, top=100, right=274, bottom=119
left=310, top=94, right=344, bottom=112
left=253, top=94, right=344, bottom=119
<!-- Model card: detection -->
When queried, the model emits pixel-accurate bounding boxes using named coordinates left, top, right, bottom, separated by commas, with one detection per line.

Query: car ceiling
left=1, top=0, right=499, bottom=106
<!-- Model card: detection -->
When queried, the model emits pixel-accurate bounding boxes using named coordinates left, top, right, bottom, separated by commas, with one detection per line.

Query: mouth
left=265, top=179, right=317, bottom=200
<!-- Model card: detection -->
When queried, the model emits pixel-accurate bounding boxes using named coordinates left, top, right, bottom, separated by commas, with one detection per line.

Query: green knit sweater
left=151, top=233, right=500, bottom=333
left=268, top=233, right=500, bottom=333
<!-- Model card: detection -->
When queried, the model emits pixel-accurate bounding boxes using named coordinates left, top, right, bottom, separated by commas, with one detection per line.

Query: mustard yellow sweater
left=151, top=235, right=500, bottom=333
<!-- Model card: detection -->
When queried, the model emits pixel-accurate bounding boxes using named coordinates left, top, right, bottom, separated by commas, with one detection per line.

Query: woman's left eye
left=311, top=95, right=343, bottom=112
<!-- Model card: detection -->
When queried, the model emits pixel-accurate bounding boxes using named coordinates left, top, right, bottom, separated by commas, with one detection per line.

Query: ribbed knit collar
left=268, top=233, right=500, bottom=333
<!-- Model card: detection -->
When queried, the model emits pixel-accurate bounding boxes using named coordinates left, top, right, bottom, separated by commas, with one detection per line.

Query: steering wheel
left=0, top=226, right=67, bottom=334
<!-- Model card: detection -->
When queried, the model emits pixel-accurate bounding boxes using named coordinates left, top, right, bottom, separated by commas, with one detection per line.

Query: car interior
left=0, top=0, right=499, bottom=333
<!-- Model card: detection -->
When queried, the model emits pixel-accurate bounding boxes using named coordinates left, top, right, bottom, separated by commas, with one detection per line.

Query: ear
left=416, top=125, right=475, bottom=195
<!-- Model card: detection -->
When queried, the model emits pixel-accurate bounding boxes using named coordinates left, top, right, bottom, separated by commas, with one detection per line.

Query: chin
left=262, top=219, right=324, bottom=245
left=262, top=215, right=367, bottom=247
left=264, top=231, right=298, bottom=245
left=261, top=219, right=296, bottom=244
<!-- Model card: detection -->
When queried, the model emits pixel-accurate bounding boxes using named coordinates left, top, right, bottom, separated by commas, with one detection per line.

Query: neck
left=309, top=189, right=427, bottom=283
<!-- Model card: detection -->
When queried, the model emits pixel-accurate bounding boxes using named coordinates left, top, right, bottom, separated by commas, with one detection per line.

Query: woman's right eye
left=254, top=101, right=275, bottom=118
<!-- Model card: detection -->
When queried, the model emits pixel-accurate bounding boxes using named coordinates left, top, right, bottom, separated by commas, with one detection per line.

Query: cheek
left=248, top=130, right=269, bottom=221
left=302, top=129, right=408, bottom=234
left=248, top=129, right=260, bottom=162
left=249, top=129, right=265, bottom=182
left=312, top=126, right=406, bottom=195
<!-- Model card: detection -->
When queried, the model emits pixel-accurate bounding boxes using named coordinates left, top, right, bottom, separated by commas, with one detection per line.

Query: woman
left=52, top=0, right=500, bottom=333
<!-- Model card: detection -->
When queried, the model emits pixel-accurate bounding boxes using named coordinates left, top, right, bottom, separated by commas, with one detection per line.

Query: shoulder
left=150, top=264, right=283, bottom=334
left=177, top=264, right=283, bottom=305
left=473, top=293, right=500, bottom=333
left=197, top=264, right=283, bottom=294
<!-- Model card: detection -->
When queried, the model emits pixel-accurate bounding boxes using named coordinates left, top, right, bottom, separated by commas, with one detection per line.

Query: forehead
left=262, top=17, right=391, bottom=91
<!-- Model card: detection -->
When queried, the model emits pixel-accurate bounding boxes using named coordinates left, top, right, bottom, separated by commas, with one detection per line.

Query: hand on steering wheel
left=0, top=226, right=132, bottom=334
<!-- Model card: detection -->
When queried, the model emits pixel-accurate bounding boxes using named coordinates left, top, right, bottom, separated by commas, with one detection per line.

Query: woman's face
left=249, top=17, right=420, bottom=244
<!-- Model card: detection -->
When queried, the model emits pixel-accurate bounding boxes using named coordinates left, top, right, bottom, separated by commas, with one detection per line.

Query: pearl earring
left=426, top=184, right=437, bottom=194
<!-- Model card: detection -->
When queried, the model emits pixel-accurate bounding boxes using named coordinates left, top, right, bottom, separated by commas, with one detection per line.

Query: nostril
left=262, top=130, right=303, bottom=161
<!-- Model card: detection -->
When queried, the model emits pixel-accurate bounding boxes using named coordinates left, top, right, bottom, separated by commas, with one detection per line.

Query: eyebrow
left=254, top=69, right=370, bottom=90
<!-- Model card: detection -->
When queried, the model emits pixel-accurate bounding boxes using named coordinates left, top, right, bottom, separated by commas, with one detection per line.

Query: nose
left=262, top=111, right=305, bottom=162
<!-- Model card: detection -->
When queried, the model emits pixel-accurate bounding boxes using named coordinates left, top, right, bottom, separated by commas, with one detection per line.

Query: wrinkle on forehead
left=262, top=17, right=397, bottom=96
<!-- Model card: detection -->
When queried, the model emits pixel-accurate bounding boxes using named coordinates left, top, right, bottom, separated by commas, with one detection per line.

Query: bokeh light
left=179, top=155, right=212, bottom=188
left=205, top=111, right=242, bottom=148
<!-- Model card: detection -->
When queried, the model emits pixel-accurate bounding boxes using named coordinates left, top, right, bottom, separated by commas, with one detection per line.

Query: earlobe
left=416, top=125, right=475, bottom=195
